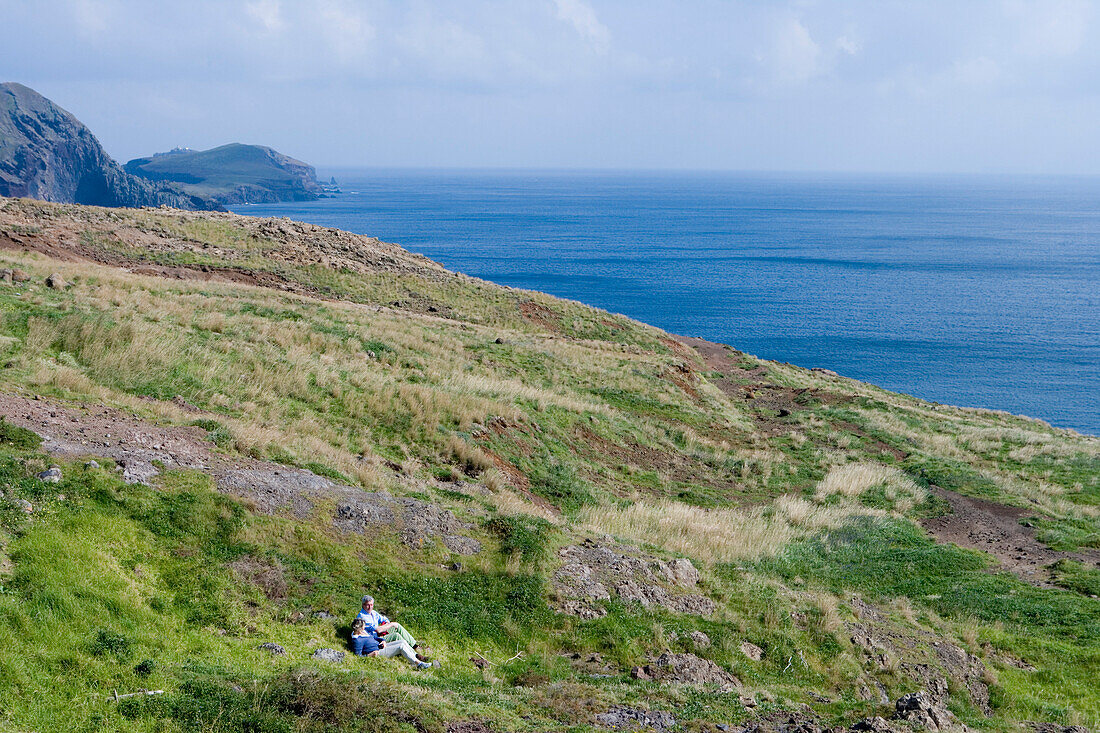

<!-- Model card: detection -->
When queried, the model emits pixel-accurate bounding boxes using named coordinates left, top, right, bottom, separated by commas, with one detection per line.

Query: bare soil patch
left=921, top=487, right=1100, bottom=586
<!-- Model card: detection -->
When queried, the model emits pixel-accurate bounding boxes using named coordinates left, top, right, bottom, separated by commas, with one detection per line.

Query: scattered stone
left=739, top=693, right=757, bottom=708
left=1028, top=725, right=1091, bottom=733
left=740, top=641, right=764, bottom=661
left=811, top=367, right=839, bottom=377
left=311, top=648, right=345, bottom=663
left=258, top=642, right=286, bottom=656
left=312, top=611, right=337, bottom=621
left=442, top=534, right=482, bottom=555
left=17, top=498, right=32, bottom=513
left=84, top=460, right=100, bottom=470
left=45, top=273, right=66, bottom=289
left=851, top=717, right=893, bottom=732
left=447, top=561, right=463, bottom=572
left=36, top=466, right=62, bottom=483
left=630, top=665, right=650, bottom=680
left=494, top=337, right=505, bottom=344
left=11, top=269, right=30, bottom=283
left=0, top=268, right=11, bottom=284
left=596, top=705, right=676, bottom=731
left=689, top=630, right=711, bottom=648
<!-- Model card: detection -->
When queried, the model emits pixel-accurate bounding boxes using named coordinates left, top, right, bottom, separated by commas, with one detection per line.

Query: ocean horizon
left=231, top=169, right=1100, bottom=436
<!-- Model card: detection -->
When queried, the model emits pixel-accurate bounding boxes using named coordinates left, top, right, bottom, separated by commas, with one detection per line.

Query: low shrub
left=484, top=514, right=555, bottom=563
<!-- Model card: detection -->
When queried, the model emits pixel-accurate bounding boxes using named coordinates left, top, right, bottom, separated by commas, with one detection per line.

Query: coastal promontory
left=0, top=82, right=219, bottom=210
left=124, top=143, right=325, bottom=205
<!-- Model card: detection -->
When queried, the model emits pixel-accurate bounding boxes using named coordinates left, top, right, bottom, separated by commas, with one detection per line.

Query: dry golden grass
left=814, top=462, right=926, bottom=513
left=579, top=491, right=883, bottom=564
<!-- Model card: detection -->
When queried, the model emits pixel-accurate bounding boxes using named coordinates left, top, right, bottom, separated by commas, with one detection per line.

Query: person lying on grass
left=350, top=618, right=433, bottom=670
left=356, top=595, right=429, bottom=661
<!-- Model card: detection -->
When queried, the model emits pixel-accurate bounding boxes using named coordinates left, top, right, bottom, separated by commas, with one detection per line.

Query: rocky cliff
left=0, top=82, right=219, bottom=210
left=125, top=142, right=324, bottom=204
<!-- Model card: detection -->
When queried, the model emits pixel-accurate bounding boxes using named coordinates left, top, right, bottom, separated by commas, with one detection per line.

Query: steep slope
left=0, top=197, right=1097, bottom=733
left=0, top=82, right=220, bottom=210
left=125, top=143, right=324, bottom=204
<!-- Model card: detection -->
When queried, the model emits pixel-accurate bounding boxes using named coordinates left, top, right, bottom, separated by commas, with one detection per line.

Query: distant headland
left=0, top=82, right=333, bottom=211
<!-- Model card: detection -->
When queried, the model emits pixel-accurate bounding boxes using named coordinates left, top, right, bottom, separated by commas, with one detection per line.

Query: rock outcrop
left=0, top=82, right=220, bottom=210
left=551, top=539, right=715, bottom=618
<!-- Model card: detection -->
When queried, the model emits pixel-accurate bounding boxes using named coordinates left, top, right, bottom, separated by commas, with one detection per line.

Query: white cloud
left=771, top=16, right=821, bottom=83
left=317, top=1, right=376, bottom=65
left=553, top=0, right=610, bottom=54
left=245, top=0, right=284, bottom=33
left=952, top=56, right=1001, bottom=87
left=1007, top=0, right=1090, bottom=57
left=835, top=35, right=860, bottom=56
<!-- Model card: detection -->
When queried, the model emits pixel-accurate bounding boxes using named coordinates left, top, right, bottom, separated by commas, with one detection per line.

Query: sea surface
left=231, top=170, right=1100, bottom=435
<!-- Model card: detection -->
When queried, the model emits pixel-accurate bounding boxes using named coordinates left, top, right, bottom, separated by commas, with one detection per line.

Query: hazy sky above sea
left=4, top=0, right=1100, bottom=173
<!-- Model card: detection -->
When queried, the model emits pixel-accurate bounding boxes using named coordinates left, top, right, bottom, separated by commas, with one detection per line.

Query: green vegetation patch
left=485, top=514, right=556, bottom=563
left=0, top=417, right=41, bottom=450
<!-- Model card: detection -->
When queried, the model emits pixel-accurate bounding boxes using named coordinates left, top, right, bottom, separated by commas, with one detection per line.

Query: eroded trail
left=921, top=487, right=1100, bottom=587
left=0, top=393, right=483, bottom=554
left=679, top=335, right=1100, bottom=588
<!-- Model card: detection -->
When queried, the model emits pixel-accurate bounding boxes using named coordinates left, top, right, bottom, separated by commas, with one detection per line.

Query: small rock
left=757, top=690, right=776, bottom=703
left=739, top=694, right=757, bottom=708
left=893, top=692, right=955, bottom=731
left=851, top=717, right=893, bottom=733
left=630, top=665, right=651, bottom=680
left=17, top=498, right=33, bottom=513
left=37, top=466, right=62, bottom=483
left=0, top=268, right=12, bottom=284
left=717, top=725, right=730, bottom=732
left=45, top=273, right=66, bottom=289
left=740, top=641, right=764, bottom=661
left=311, top=648, right=345, bottom=663
left=312, top=611, right=337, bottom=621
left=494, top=337, right=505, bottom=344
left=447, top=561, right=463, bottom=572
left=689, top=630, right=711, bottom=649
left=11, top=269, right=30, bottom=283
left=84, top=460, right=100, bottom=470
left=596, top=706, right=676, bottom=731
left=258, top=642, right=286, bottom=656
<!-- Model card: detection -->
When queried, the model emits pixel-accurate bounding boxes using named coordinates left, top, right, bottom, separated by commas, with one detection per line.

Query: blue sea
left=231, top=170, right=1100, bottom=436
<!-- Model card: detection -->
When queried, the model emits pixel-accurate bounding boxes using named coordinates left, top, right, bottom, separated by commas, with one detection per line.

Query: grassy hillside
left=0, top=196, right=1097, bottom=733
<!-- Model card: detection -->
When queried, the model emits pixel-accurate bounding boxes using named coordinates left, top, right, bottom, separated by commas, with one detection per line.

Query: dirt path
left=0, top=393, right=482, bottom=554
left=921, top=487, right=1100, bottom=587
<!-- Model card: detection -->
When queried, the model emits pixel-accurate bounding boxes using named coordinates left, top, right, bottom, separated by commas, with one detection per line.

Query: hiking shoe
left=416, top=661, right=432, bottom=671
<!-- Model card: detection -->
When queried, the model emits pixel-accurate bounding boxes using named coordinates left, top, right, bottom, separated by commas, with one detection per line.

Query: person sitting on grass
left=356, top=595, right=428, bottom=661
left=350, top=618, right=432, bottom=670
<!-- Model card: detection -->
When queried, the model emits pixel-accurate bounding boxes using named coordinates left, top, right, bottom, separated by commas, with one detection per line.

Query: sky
left=3, top=0, right=1100, bottom=173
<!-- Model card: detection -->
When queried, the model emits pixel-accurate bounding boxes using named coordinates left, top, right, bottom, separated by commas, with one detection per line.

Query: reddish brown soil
left=518, top=300, right=563, bottom=334
left=674, top=335, right=845, bottom=437
left=921, top=487, right=1100, bottom=587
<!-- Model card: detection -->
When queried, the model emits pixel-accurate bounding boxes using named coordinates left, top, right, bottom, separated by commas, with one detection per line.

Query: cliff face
left=124, top=143, right=324, bottom=204
left=0, top=82, right=219, bottom=210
